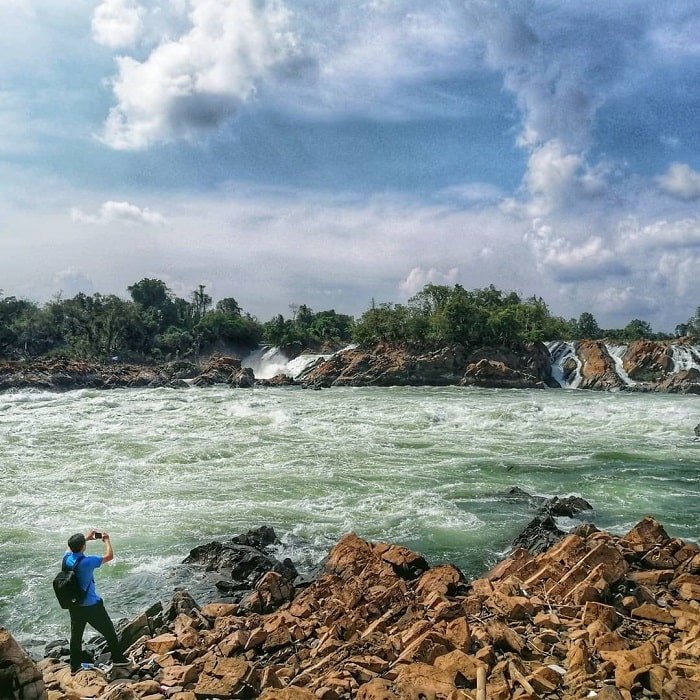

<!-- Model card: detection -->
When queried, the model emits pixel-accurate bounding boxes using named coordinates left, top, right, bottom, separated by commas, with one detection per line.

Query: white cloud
left=92, top=0, right=145, bottom=48
left=655, top=251, right=700, bottom=298
left=101, top=0, right=298, bottom=149
left=618, top=216, right=700, bottom=252
left=502, top=140, right=609, bottom=218
left=71, top=201, right=166, bottom=225
left=399, top=266, right=460, bottom=298
left=656, top=162, right=700, bottom=201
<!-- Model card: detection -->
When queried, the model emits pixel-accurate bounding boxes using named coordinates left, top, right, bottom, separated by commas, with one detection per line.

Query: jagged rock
left=624, top=340, right=675, bottom=380
left=657, top=368, right=700, bottom=394
left=0, top=628, right=47, bottom=700
left=29, top=517, right=700, bottom=700
left=184, top=527, right=297, bottom=596
left=189, top=355, right=255, bottom=388
left=460, top=358, right=545, bottom=389
left=511, top=495, right=593, bottom=554
left=576, top=340, right=628, bottom=391
left=300, top=344, right=470, bottom=388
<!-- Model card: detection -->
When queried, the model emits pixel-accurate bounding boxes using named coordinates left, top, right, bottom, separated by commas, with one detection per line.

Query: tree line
left=0, top=279, right=697, bottom=362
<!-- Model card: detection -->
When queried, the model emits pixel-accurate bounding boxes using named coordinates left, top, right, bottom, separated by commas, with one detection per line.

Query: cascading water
left=606, top=345, right=636, bottom=387
left=243, top=345, right=354, bottom=379
left=671, top=345, right=700, bottom=373
left=241, top=346, right=291, bottom=379
left=545, top=341, right=583, bottom=389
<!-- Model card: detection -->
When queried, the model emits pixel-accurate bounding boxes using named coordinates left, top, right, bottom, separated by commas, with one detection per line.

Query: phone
left=94, top=532, right=103, bottom=539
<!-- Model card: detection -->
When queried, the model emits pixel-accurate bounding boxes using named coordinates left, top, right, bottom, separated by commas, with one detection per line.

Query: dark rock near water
left=511, top=494, right=594, bottom=554
left=183, top=526, right=298, bottom=603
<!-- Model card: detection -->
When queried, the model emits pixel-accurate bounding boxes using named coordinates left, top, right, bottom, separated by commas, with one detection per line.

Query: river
left=1, top=385, right=698, bottom=652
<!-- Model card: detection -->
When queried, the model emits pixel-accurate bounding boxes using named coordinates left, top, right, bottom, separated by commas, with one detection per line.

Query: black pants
left=69, top=600, right=125, bottom=671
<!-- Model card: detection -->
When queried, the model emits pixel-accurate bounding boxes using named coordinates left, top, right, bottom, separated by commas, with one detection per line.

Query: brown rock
left=394, top=662, right=458, bottom=699
left=414, top=565, right=465, bottom=598
left=372, top=543, right=429, bottom=579
left=159, top=664, right=199, bottom=686
left=677, top=582, right=700, bottom=601
left=621, top=517, right=671, bottom=553
left=661, top=677, right=700, bottom=700
left=200, top=603, right=238, bottom=619
left=259, top=688, right=318, bottom=700
left=432, top=649, right=485, bottom=683
left=631, top=603, right=676, bottom=624
left=628, top=570, right=675, bottom=586
left=484, top=591, right=534, bottom=620
left=0, top=628, right=47, bottom=700
left=193, top=658, right=251, bottom=699
left=146, top=634, right=179, bottom=655
left=582, top=601, right=619, bottom=629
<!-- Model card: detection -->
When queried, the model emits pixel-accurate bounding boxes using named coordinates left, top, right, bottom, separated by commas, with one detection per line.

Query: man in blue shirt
left=64, top=530, right=129, bottom=674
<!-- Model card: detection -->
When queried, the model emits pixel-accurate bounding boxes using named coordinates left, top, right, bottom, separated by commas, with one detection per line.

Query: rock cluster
left=0, top=358, right=200, bottom=391
left=2, top=339, right=700, bottom=393
left=12, top=517, right=697, bottom=700
left=298, top=343, right=552, bottom=390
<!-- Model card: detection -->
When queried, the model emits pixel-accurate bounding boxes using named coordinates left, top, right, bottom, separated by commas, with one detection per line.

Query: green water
left=0, top=385, right=698, bottom=649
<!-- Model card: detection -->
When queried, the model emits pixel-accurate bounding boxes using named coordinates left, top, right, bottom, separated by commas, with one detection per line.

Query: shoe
left=71, top=663, right=95, bottom=675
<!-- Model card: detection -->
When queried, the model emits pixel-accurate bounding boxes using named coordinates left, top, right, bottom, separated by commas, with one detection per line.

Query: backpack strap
left=63, top=553, right=88, bottom=592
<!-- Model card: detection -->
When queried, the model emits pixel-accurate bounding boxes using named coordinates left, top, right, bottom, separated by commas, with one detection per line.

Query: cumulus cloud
left=399, top=266, right=460, bottom=297
left=92, top=0, right=145, bottom=48
left=71, top=201, right=166, bottom=225
left=618, top=216, right=700, bottom=252
left=656, top=162, right=700, bottom=201
left=525, top=220, right=627, bottom=282
left=101, top=0, right=299, bottom=149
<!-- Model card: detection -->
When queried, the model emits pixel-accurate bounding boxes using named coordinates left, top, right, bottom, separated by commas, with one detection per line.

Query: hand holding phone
left=94, top=532, right=103, bottom=539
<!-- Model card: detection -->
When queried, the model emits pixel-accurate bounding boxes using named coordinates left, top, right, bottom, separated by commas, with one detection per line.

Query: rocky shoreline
left=2, top=507, right=699, bottom=700
left=1, top=338, right=700, bottom=393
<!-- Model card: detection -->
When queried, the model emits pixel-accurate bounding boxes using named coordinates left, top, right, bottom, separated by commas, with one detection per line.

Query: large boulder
left=460, top=359, right=545, bottom=389
left=190, top=355, right=255, bottom=387
left=300, top=344, right=468, bottom=388
left=576, top=340, right=628, bottom=390
left=0, top=628, right=47, bottom=700
left=183, top=526, right=298, bottom=605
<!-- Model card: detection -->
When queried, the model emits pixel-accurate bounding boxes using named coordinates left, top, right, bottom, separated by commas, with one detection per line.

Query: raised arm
left=87, top=529, right=114, bottom=564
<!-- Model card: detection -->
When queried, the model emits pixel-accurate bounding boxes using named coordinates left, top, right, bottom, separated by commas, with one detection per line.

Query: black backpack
left=53, top=554, right=86, bottom=609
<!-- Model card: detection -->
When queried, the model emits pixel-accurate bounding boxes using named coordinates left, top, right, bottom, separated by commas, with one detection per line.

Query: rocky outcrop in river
left=1, top=338, right=700, bottom=392
left=3, top=516, right=699, bottom=700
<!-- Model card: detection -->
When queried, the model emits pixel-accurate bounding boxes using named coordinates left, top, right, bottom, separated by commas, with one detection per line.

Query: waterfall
left=606, top=345, right=636, bottom=386
left=242, top=346, right=292, bottom=379
left=670, top=345, right=700, bottom=373
left=243, top=345, right=355, bottom=379
left=545, top=341, right=583, bottom=389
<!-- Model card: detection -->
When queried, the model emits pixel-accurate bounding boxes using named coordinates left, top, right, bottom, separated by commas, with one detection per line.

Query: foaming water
left=1, top=386, right=698, bottom=648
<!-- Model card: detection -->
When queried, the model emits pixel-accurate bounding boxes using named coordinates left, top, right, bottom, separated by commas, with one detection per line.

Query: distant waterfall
left=545, top=341, right=582, bottom=389
left=606, top=345, right=637, bottom=386
left=670, top=345, right=700, bottom=373
left=242, top=345, right=352, bottom=379
left=242, top=346, right=293, bottom=379
left=544, top=340, right=700, bottom=390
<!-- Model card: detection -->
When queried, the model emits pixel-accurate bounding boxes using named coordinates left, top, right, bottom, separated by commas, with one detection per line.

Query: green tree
left=622, top=319, right=654, bottom=341
left=573, top=312, right=601, bottom=340
left=216, top=297, right=242, bottom=316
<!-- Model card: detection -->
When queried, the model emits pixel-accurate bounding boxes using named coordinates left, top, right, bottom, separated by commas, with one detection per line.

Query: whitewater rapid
left=1, top=385, right=698, bottom=651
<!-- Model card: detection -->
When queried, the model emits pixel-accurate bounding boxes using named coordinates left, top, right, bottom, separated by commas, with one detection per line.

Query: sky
left=1, top=0, right=699, bottom=332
